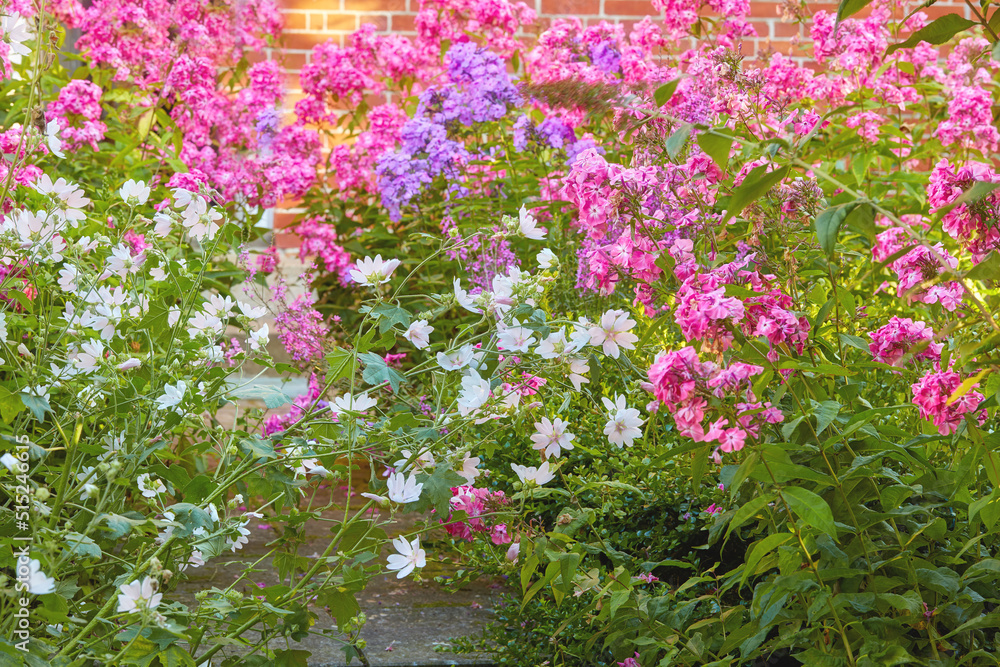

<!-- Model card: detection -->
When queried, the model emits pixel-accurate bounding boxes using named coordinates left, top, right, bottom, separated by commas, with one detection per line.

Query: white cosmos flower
left=511, top=461, right=555, bottom=486
left=19, top=557, right=56, bottom=595
left=155, top=381, right=186, bottom=411
left=437, top=344, right=475, bottom=371
left=45, top=120, right=65, bottom=159
left=117, top=577, right=162, bottom=614
left=136, top=473, right=166, bottom=499
left=530, top=417, right=576, bottom=459
left=497, top=319, right=535, bottom=353
left=119, top=179, right=150, bottom=206
left=403, top=319, right=434, bottom=349
left=386, top=471, right=423, bottom=504
left=453, top=278, right=480, bottom=314
left=386, top=536, right=426, bottom=579
left=457, top=371, right=491, bottom=416
left=588, top=309, right=639, bottom=359
left=349, top=254, right=401, bottom=286
left=333, top=392, right=378, bottom=414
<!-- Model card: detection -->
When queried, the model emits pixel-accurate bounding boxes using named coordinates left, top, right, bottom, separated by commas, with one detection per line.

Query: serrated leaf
left=20, top=393, right=51, bottom=422
left=64, top=532, right=101, bottom=559
left=371, top=303, right=411, bottom=334
left=228, top=384, right=292, bottom=409
left=886, top=14, right=977, bottom=55
left=359, top=352, right=405, bottom=393
left=239, top=436, right=277, bottom=460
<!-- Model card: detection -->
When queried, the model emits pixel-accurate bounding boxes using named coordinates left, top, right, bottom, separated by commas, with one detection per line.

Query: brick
left=282, top=10, right=308, bottom=30
left=389, top=13, right=417, bottom=31
left=345, top=0, right=407, bottom=10
left=324, top=13, right=360, bottom=30
left=275, top=231, right=301, bottom=249
left=281, top=0, right=340, bottom=9
left=274, top=211, right=299, bottom=230
left=359, top=14, right=390, bottom=30
left=285, top=32, right=341, bottom=51
left=281, top=51, right=308, bottom=71
left=772, top=20, right=801, bottom=37
left=541, top=0, right=601, bottom=15
left=603, top=0, right=656, bottom=16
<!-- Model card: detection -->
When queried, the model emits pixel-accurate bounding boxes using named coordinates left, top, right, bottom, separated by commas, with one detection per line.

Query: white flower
left=19, top=557, right=55, bottom=595
left=76, top=466, right=98, bottom=500
left=453, top=278, right=480, bottom=314
left=506, top=542, right=520, bottom=562
left=457, top=371, right=491, bottom=416
left=517, top=205, right=545, bottom=240
left=497, top=320, right=535, bottom=353
left=136, top=473, right=166, bottom=499
left=155, top=381, right=186, bottom=411
left=119, top=180, right=150, bottom=206
left=456, top=455, right=481, bottom=484
left=530, top=417, right=576, bottom=459
left=35, top=175, right=89, bottom=225
left=568, top=357, right=590, bottom=391
left=73, top=339, right=104, bottom=373
left=333, top=392, right=378, bottom=414
left=57, top=264, right=79, bottom=293
left=116, top=577, right=162, bottom=614
left=2, top=14, right=32, bottom=64
left=403, top=319, right=434, bottom=349
left=602, top=396, right=644, bottom=448
left=386, top=536, right=426, bottom=579
left=386, top=472, right=423, bottom=504
left=511, top=461, right=555, bottom=486
left=181, top=196, right=223, bottom=242
left=0, top=453, right=20, bottom=472
left=437, top=344, right=475, bottom=371
left=350, top=254, right=401, bottom=286
left=248, top=323, right=269, bottom=352
left=0, top=312, right=7, bottom=342
left=228, top=524, right=252, bottom=552
left=536, top=248, right=556, bottom=269
left=393, top=449, right=436, bottom=473
left=44, top=120, right=65, bottom=159
left=237, top=300, right=267, bottom=319
left=103, top=243, right=144, bottom=279
left=588, top=309, right=639, bottom=359
left=117, top=358, right=142, bottom=371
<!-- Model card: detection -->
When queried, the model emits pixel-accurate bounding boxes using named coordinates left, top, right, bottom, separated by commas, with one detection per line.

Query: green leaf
left=325, top=348, right=356, bottom=383
left=886, top=14, right=977, bottom=55
left=359, top=352, right=405, bottom=393
left=371, top=303, right=411, bottom=334
left=781, top=487, right=837, bottom=539
left=915, top=567, right=960, bottom=597
left=654, top=80, right=680, bottom=107
left=0, top=386, right=26, bottom=424
left=722, top=165, right=789, bottom=224
left=318, top=588, right=361, bottom=632
left=412, top=464, right=468, bottom=514
left=99, top=513, right=147, bottom=540
left=64, top=532, right=101, bottom=560
left=666, top=123, right=692, bottom=159
left=697, top=129, right=734, bottom=170
left=164, top=503, right=215, bottom=538
left=837, top=0, right=873, bottom=21
left=814, top=202, right=863, bottom=258
left=947, top=369, right=990, bottom=405
left=741, top=533, right=795, bottom=587
left=725, top=493, right=776, bottom=540
left=966, top=252, right=1000, bottom=282
left=239, top=436, right=277, bottom=461
left=812, top=400, right=841, bottom=436
left=228, top=384, right=292, bottom=409
left=20, top=393, right=51, bottom=422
